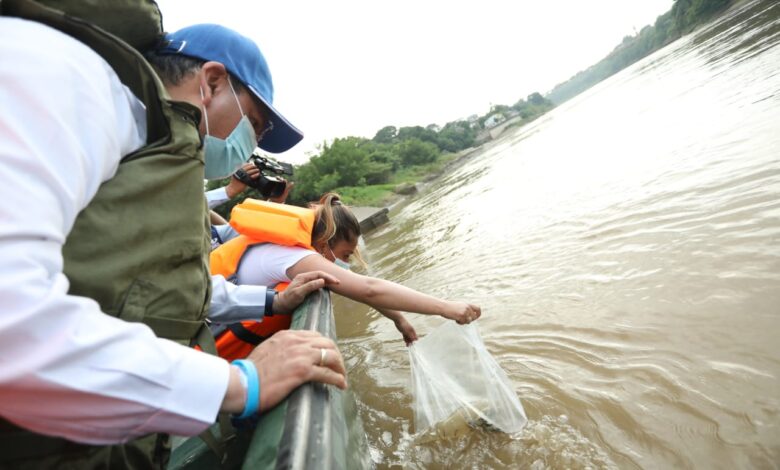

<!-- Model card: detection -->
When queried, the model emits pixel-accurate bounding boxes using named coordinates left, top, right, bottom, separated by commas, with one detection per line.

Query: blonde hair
left=310, top=193, right=366, bottom=267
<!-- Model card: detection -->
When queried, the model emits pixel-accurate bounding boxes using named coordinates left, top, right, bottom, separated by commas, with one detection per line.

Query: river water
left=336, top=1, right=780, bottom=468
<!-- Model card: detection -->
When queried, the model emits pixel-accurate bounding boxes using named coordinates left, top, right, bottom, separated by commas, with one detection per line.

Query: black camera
left=233, top=150, right=294, bottom=199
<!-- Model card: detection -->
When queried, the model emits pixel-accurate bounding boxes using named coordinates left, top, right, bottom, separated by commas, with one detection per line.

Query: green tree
left=490, top=104, right=511, bottom=115
left=397, top=125, right=438, bottom=145
left=365, top=144, right=399, bottom=181
left=437, top=121, right=476, bottom=152
left=527, top=92, right=545, bottom=106
left=397, top=138, right=440, bottom=166
left=547, top=0, right=732, bottom=105
left=372, top=125, right=397, bottom=144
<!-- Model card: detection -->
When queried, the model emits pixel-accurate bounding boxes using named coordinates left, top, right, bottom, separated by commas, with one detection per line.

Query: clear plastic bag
left=409, top=322, right=527, bottom=436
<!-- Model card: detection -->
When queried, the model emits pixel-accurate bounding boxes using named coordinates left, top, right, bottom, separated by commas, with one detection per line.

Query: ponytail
left=311, top=193, right=365, bottom=266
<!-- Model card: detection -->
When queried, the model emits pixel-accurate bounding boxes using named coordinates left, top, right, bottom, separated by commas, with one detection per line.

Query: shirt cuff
left=232, top=284, right=268, bottom=313
left=208, top=280, right=268, bottom=325
left=206, top=187, right=230, bottom=209
left=136, top=342, right=231, bottom=436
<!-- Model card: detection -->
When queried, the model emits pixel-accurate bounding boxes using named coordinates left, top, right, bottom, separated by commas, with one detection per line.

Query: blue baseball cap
left=158, top=24, right=303, bottom=153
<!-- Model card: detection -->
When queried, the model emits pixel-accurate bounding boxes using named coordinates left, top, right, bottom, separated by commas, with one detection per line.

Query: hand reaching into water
left=376, top=309, right=418, bottom=345
left=393, top=315, right=418, bottom=346
left=442, top=301, right=482, bottom=325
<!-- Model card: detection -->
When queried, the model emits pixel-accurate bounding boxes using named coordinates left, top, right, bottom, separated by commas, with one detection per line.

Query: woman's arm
left=210, top=210, right=228, bottom=225
left=376, top=308, right=418, bottom=345
left=288, top=254, right=481, bottom=324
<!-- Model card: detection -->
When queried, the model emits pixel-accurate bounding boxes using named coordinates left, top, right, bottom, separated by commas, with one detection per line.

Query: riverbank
left=340, top=129, right=507, bottom=209
left=342, top=112, right=531, bottom=210
left=348, top=148, right=477, bottom=232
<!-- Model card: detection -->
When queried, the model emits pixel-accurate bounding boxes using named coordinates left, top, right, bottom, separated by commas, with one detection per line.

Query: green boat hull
left=169, top=290, right=371, bottom=469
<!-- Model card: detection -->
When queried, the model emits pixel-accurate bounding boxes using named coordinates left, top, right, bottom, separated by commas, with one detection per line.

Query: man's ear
left=200, top=61, right=229, bottom=105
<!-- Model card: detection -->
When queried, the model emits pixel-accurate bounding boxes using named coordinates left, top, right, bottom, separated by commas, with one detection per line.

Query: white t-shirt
left=236, top=244, right=319, bottom=287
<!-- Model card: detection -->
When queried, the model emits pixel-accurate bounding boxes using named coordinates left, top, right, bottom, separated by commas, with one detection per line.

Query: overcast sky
left=157, top=1, right=673, bottom=163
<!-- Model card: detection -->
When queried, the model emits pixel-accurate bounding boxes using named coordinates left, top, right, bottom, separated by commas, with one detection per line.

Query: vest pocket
left=118, top=278, right=157, bottom=324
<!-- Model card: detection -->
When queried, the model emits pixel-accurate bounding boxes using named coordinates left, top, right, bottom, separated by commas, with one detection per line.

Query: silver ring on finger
left=319, top=348, right=327, bottom=367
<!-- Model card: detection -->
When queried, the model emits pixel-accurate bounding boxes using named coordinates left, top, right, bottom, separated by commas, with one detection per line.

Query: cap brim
left=247, top=85, right=303, bottom=153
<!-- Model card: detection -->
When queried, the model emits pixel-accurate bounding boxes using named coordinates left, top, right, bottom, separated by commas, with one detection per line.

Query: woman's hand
left=393, top=315, right=418, bottom=346
left=442, top=301, right=482, bottom=325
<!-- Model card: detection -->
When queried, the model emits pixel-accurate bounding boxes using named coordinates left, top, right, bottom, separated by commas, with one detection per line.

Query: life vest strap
left=227, top=323, right=268, bottom=346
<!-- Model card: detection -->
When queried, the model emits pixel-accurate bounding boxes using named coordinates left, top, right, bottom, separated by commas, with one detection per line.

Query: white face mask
left=200, top=80, right=256, bottom=180
left=328, top=246, right=351, bottom=270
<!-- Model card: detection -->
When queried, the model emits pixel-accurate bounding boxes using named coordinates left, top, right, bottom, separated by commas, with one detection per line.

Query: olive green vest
left=1, top=0, right=214, bottom=467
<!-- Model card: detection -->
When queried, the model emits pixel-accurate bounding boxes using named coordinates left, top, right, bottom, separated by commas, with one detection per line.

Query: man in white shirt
left=0, top=6, right=346, bottom=468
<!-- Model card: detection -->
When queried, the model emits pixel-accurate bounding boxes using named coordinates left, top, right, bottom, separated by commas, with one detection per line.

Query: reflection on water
left=336, top=0, right=780, bottom=467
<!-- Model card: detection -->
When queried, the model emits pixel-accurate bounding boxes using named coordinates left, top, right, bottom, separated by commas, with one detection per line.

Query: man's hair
left=144, top=49, right=242, bottom=90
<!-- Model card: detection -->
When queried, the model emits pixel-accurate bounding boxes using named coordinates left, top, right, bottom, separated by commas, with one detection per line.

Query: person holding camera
left=208, top=153, right=296, bottom=252
left=207, top=161, right=261, bottom=208
left=207, top=161, right=257, bottom=250
left=207, top=154, right=296, bottom=210
left=0, top=6, right=344, bottom=467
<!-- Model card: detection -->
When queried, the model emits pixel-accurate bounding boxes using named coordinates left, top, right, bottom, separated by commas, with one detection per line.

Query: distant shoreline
left=351, top=114, right=534, bottom=211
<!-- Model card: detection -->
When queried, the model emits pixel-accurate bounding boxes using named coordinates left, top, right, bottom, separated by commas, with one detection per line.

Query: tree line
left=287, top=92, right=554, bottom=206
left=209, top=93, right=554, bottom=213
left=547, top=0, right=732, bottom=105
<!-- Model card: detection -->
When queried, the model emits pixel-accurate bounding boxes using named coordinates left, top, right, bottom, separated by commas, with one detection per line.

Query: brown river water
left=334, top=1, right=780, bottom=468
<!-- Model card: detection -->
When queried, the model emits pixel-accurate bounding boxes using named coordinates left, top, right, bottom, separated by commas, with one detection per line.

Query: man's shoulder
left=1, top=17, right=146, bottom=179
left=2, top=18, right=106, bottom=69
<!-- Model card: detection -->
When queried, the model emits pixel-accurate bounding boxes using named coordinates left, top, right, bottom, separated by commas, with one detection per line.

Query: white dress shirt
left=206, top=186, right=230, bottom=209
left=0, top=18, right=241, bottom=444
left=209, top=274, right=266, bottom=325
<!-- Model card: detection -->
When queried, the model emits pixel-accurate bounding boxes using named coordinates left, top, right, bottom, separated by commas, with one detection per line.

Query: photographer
left=208, top=154, right=295, bottom=209
left=207, top=161, right=261, bottom=208
left=209, top=153, right=295, bottom=251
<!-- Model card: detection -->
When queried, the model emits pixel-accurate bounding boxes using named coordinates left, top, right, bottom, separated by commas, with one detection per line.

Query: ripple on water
left=345, top=1, right=780, bottom=465
left=381, top=414, right=618, bottom=469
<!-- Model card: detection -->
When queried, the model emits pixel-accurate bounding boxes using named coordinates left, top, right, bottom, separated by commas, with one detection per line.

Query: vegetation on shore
left=547, top=0, right=732, bottom=104
left=209, top=93, right=554, bottom=215
left=210, top=0, right=734, bottom=216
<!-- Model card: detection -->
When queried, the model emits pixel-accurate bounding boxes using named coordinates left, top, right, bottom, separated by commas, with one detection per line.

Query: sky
left=157, top=1, right=674, bottom=164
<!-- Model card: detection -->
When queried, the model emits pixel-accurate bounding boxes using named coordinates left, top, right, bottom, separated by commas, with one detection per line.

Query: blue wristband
left=232, top=359, right=260, bottom=419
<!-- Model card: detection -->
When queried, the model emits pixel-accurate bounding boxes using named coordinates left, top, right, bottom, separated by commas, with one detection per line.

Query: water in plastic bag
left=409, top=321, right=527, bottom=438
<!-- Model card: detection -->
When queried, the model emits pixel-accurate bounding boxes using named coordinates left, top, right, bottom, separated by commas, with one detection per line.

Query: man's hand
left=226, top=162, right=260, bottom=198
left=253, top=330, right=347, bottom=412
left=442, top=301, right=482, bottom=325
left=221, top=330, right=348, bottom=415
left=268, top=180, right=294, bottom=204
left=273, top=271, right=340, bottom=315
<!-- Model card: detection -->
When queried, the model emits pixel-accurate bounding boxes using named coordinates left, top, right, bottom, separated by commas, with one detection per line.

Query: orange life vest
left=210, top=199, right=315, bottom=361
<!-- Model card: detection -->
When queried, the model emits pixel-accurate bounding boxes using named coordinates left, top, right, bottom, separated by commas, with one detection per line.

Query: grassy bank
left=335, top=151, right=464, bottom=206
